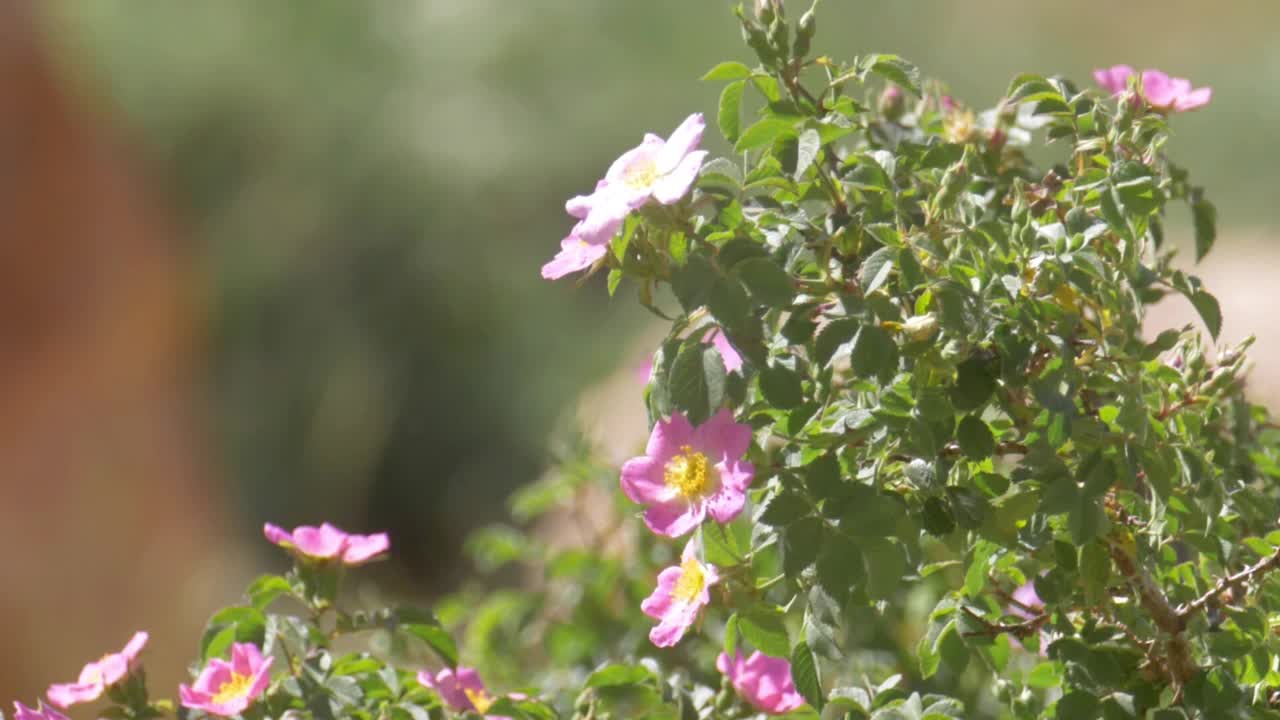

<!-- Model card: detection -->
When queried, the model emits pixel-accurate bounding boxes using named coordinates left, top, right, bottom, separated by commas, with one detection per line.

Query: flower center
left=672, top=556, right=707, bottom=602
left=664, top=446, right=712, bottom=498
left=212, top=672, right=253, bottom=705
left=464, top=688, right=495, bottom=713
left=623, top=158, right=658, bottom=190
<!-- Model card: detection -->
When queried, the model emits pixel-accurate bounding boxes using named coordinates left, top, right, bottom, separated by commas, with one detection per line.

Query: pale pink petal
left=246, top=657, right=274, bottom=700
left=565, top=180, right=608, bottom=219
left=620, top=457, right=675, bottom=505
left=192, top=660, right=233, bottom=693
left=541, top=236, right=608, bottom=280
left=230, top=642, right=264, bottom=677
left=645, top=413, right=696, bottom=461
left=643, top=499, right=704, bottom=537
left=693, top=409, right=753, bottom=461
left=575, top=194, right=628, bottom=244
left=706, top=328, right=743, bottom=372
left=342, top=533, right=390, bottom=564
left=14, top=703, right=71, bottom=720
left=1175, top=86, right=1212, bottom=111
left=1140, top=70, right=1176, bottom=109
left=263, top=523, right=294, bottom=547
left=1093, top=64, right=1134, bottom=95
left=717, top=460, right=755, bottom=493
left=603, top=138, right=665, bottom=199
left=121, top=631, right=149, bottom=662
left=652, top=150, right=707, bottom=205
left=290, top=524, right=345, bottom=558
left=649, top=601, right=700, bottom=647
left=656, top=113, right=706, bottom=175
left=640, top=566, right=683, bottom=619
left=46, top=682, right=103, bottom=709
left=705, top=485, right=746, bottom=524
left=92, top=654, right=129, bottom=686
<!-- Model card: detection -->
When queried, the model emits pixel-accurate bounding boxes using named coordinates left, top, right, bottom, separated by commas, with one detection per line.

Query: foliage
left=17, top=3, right=1280, bottom=720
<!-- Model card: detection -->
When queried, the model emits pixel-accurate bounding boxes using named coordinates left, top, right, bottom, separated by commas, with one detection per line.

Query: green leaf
left=950, top=356, right=997, bottom=411
left=849, top=325, right=897, bottom=380
left=709, top=275, right=752, bottom=331
left=247, top=574, right=292, bottom=610
left=740, top=608, right=791, bottom=657
left=859, top=246, right=897, bottom=295
left=671, top=254, right=716, bottom=312
left=585, top=664, right=655, bottom=688
left=1080, top=541, right=1111, bottom=605
left=669, top=341, right=728, bottom=425
left=718, top=79, right=747, bottom=143
left=735, top=116, right=800, bottom=153
left=955, top=416, right=995, bottom=460
left=794, top=128, right=821, bottom=180
left=736, top=258, right=795, bottom=308
left=759, top=489, right=811, bottom=526
left=861, top=536, right=906, bottom=600
left=724, top=612, right=740, bottom=657
left=814, top=317, right=860, bottom=366
left=702, top=61, right=753, bottom=81
left=760, top=362, right=805, bottom=409
left=862, top=54, right=921, bottom=95
left=1189, top=289, right=1222, bottom=340
left=790, top=641, right=825, bottom=711
left=1192, top=196, right=1217, bottom=262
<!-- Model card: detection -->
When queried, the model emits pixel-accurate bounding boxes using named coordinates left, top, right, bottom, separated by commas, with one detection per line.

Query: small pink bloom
left=1093, top=64, right=1136, bottom=95
left=1093, top=65, right=1211, bottom=112
left=262, top=522, right=389, bottom=565
left=179, top=643, right=274, bottom=717
left=47, top=631, right=149, bottom=708
left=12, top=702, right=70, bottom=720
left=716, top=651, right=806, bottom=715
left=417, top=667, right=513, bottom=720
left=544, top=114, right=707, bottom=281
left=620, top=409, right=754, bottom=537
left=641, top=538, right=720, bottom=647
left=1009, top=579, right=1050, bottom=655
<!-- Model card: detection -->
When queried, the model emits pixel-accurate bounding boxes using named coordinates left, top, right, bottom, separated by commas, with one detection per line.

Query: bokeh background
left=3, top=0, right=1276, bottom=703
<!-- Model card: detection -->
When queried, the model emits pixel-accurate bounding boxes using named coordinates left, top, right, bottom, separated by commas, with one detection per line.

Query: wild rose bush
left=12, top=3, right=1280, bottom=719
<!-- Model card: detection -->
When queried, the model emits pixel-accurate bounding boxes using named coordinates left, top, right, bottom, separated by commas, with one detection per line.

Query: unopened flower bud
left=902, top=313, right=938, bottom=341
left=755, top=0, right=782, bottom=22
left=879, top=85, right=904, bottom=121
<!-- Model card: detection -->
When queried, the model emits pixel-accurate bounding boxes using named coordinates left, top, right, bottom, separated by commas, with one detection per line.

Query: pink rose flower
left=12, top=702, right=70, bottom=720
left=262, top=522, right=389, bottom=565
left=620, top=409, right=754, bottom=537
left=47, top=631, right=148, bottom=708
left=179, top=643, right=274, bottom=717
left=417, top=667, right=513, bottom=720
left=1093, top=65, right=1212, bottom=112
left=716, top=651, right=807, bottom=715
left=641, top=538, right=720, bottom=647
left=542, top=113, right=708, bottom=280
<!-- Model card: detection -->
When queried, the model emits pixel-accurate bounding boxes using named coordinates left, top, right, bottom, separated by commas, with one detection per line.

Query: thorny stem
left=1180, top=545, right=1280, bottom=618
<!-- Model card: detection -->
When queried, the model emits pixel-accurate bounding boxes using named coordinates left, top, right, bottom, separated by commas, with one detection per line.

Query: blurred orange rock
left=0, top=1, right=243, bottom=703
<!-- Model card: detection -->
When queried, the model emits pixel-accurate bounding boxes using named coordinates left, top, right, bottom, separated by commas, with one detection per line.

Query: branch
left=1104, top=534, right=1197, bottom=684
left=1179, top=545, right=1280, bottom=619
left=959, top=605, right=1047, bottom=639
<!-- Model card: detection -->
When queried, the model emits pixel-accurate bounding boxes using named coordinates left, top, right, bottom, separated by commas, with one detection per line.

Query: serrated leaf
left=1189, top=289, right=1222, bottom=340
left=859, top=246, right=897, bottom=295
left=739, top=608, right=791, bottom=657
left=1192, top=196, right=1217, bottom=262
left=760, top=362, right=804, bottom=409
left=735, top=116, right=800, bottom=154
left=790, top=641, right=825, bottom=711
left=735, top=258, right=795, bottom=308
left=863, top=54, right=921, bottom=95
left=795, top=128, right=821, bottom=180
left=669, top=342, right=728, bottom=426
left=956, top=416, right=995, bottom=460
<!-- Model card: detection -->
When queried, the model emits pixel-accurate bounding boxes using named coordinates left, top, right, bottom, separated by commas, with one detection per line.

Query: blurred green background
left=51, top=0, right=1278, bottom=585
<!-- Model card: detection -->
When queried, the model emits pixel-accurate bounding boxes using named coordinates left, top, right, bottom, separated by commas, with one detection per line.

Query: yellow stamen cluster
left=212, top=672, right=253, bottom=705
left=624, top=159, right=658, bottom=189
left=664, top=446, right=711, bottom=498
left=672, top=556, right=707, bottom=602
left=464, top=688, right=495, bottom=713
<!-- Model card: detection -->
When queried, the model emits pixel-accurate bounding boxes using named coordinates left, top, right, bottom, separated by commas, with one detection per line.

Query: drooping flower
left=262, top=522, right=389, bottom=565
left=620, top=409, right=754, bottom=537
left=12, top=702, right=70, bottom=720
left=179, top=642, right=274, bottom=717
left=47, top=631, right=149, bottom=708
left=1093, top=65, right=1212, bottom=112
left=641, top=538, right=720, bottom=647
left=542, top=114, right=708, bottom=280
left=417, top=667, right=512, bottom=720
left=716, top=651, right=806, bottom=715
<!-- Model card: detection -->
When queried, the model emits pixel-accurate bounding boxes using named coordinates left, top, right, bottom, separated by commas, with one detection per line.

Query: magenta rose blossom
left=262, top=522, right=389, bottom=565
left=641, top=538, right=720, bottom=647
left=418, top=667, right=513, bottom=720
left=47, top=631, right=148, bottom=708
left=620, top=409, right=754, bottom=537
left=717, top=651, right=806, bottom=715
left=12, top=703, right=70, bottom=720
left=1093, top=65, right=1211, bottom=112
left=542, top=113, right=708, bottom=280
left=179, top=642, right=274, bottom=717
